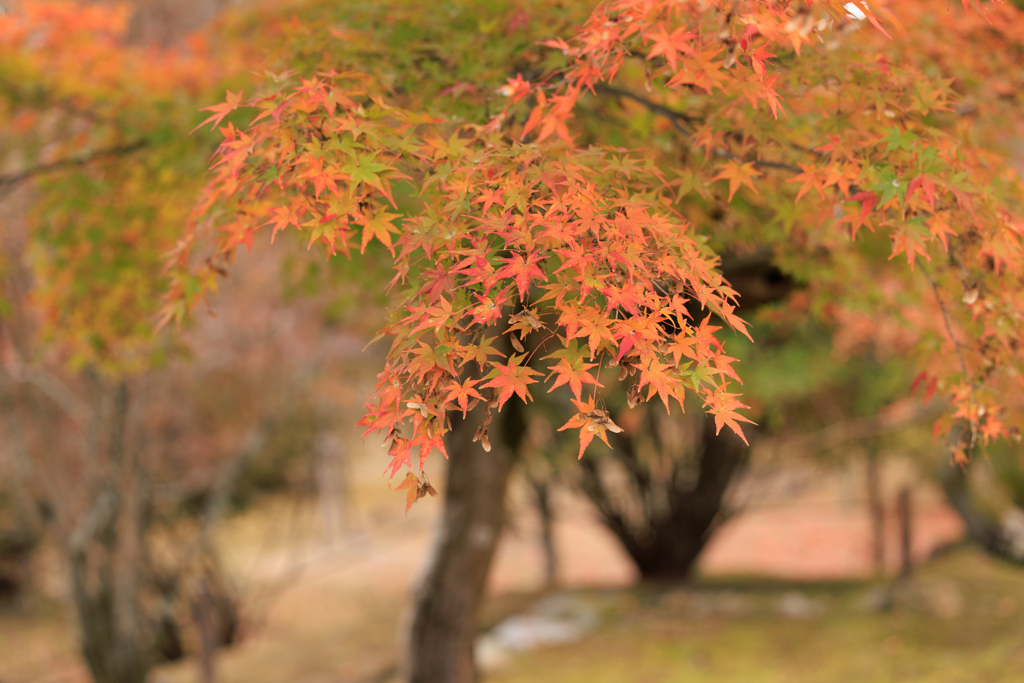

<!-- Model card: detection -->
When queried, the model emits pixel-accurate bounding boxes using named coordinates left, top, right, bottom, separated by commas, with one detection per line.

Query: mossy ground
left=488, top=551, right=1024, bottom=683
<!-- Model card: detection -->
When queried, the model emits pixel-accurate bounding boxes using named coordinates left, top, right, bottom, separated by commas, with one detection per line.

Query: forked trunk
left=580, top=411, right=748, bottom=582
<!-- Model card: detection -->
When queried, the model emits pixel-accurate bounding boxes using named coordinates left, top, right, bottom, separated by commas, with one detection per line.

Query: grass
left=487, top=550, right=1024, bottom=683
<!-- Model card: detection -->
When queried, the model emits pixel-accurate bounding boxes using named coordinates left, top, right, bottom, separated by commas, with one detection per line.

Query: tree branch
left=4, top=360, right=92, bottom=424
left=757, top=401, right=941, bottom=460
left=920, top=263, right=977, bottom=449
left=594, top=83, right=701, bottom=131
left=592, top=84, right=804, bottom=174
left=0, top=139, right=148, bottom=194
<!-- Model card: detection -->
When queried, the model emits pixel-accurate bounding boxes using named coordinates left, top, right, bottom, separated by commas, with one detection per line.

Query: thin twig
left=920, top=263, right=977, bottom=448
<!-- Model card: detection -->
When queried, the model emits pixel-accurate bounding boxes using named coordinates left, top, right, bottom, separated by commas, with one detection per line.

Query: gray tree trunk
left=405, top=399, right=524, bottom=683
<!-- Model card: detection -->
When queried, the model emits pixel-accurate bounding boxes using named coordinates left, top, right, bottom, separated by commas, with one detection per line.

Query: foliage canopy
left=4, top=0, right=1024, bottom=491
left=161, top=0, right=1024, bottom=485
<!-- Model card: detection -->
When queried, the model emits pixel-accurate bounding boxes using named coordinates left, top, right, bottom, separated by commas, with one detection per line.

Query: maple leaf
left=645, top=25, right=696, bottom=72
left=786, top=163, right=825, bottom=202
left=192, top=90, right=244, bottom=133
left=705, top=386, right=755, bottom=445
left=907, top=174, right=937, bottom=212
left=576, top=311, right=616, bottom=359
left=980, top=412, right=1006, bottom=444
left=496, top=73, right=531, bottom=102
left=443, top=377, right=484, bottom=416
left=411, top=430, right=448, bottom=468
left=601, top=281, right=645, bottom=318
left=459, top=336, right=504, bottom=370
left=714, top=161, right=761, bottom=202
left=394, top=470, right=438, bottom=516
left=265, top=204, right=299, bottom=240
left=482, top=355, right=541, bottom=410
left=395, top=471, right=420, bottom=515
left=637, top=359, right=680, bottom=412
left=759, top=72, right=784, bottom=119
left=845, top=191, right=878, bottom=241
left=747, top=45, right=776, bottom=76
left=929, top=216, right=958, bottom=250
left=473, top=188, right=505, bottom=214
left=889, top=220, right=932, bottom=270
left=496, top=251, right=547, bottom=301
left=547, top=358, right=602, bottom=401
left=359, top=208, right=400, bottom=254
left=558, top=410, right=597, bottom=460
left=557, top=397, right=620, bottom=459
left=384, top=437, right=413, bottom=483
left=342, top=154, right=401, bottom=206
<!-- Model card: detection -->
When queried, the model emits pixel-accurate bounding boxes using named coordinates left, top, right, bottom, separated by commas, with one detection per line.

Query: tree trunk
left=941, top=457, right=1024, bottom=564
left=866, top=451, right=885, bottom=575
left=897, top=487, right=913, bottom=578
left=66, top=382, right=155, bottom=683
left=579, top=411, right=748, bottom=582
left=405, top=399, right=523, bottom=683
left=530, top=476, right=558, bottom=588
left=69, top=549, right=153, bottom=683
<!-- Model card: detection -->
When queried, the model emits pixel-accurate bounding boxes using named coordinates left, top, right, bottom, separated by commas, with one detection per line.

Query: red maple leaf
left=496, top=251, right=547, bottom=301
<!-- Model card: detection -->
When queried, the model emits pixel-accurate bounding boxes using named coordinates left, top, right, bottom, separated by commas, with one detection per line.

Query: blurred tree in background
left=0, top=2, right=379, bottom=681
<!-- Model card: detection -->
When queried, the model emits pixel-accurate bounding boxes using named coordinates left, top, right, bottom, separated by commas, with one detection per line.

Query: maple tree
left=161, top=0, right=1024, bottom=679
left=176, top=0, right=1024, bottom=487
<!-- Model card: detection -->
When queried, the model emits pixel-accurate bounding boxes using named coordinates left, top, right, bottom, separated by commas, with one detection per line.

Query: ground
left=2, top=449, right=1014, bottom=683
left=488, top=551, right=1024, bottom=683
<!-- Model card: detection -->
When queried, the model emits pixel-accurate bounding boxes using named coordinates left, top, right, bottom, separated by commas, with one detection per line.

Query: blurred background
left=2, top=1, right=1024, bottom=682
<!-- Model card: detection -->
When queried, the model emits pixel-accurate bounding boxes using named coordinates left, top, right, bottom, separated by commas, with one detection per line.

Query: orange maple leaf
left=547, top=358, right=602, bottom=401
left=395, top=471, right=420, bottom=515
left=714, top=161, right=761, bottom=202
left=358, top=209, right=400, bottom=254
left=645, top=25, right=696, bottom=72
left=443, top=377, right=484, bottom=416
left=482, top=356, right=541, bottom=410
left=192, top=90, right=245, bottom=133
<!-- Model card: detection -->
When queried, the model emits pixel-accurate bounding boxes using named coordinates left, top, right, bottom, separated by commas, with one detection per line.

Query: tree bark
left=405, top=399, right=523, bottom=683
